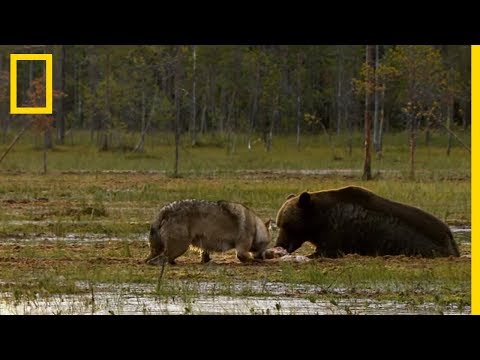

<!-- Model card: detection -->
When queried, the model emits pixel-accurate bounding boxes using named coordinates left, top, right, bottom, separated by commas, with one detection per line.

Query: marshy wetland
left=0, top=137, right=471, bottom=314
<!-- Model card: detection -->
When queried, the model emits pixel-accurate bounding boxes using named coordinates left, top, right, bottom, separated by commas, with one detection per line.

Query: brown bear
left=274, top=186, right=459, bottom=258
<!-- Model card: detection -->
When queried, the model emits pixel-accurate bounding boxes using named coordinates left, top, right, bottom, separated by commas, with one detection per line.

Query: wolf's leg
left=253, top=251, right=265, bottom=260
left=145, top=244, right=166, bottom=265
left=252, top=242, right=268, bottom=261
left=252, top=248, right=267, bottom=260
left=165, top=235, right=190, bottom=265
left=146, top=254, right=166, bottom=265
left=201, top=250, right=211, bottom=263
left=145, top=252, right=157, bottom=264
left=236, top=242, right=254, bottom=263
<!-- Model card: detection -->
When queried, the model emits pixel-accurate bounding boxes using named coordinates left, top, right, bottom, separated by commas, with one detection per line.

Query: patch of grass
left=0, top=173, right=471, bottom=234
left=63, top=201, right=108, bottom=218
left=0, top=130, right=470, bottom=175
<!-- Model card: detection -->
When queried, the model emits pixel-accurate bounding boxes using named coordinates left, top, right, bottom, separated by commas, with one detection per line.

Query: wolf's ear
left=286, top=193, right=296, bottom=200
left=298, top=192, right=311, bottom=209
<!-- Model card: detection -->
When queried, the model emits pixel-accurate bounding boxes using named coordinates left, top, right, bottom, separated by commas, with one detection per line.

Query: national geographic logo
left=9, top=54, right=53, bottom=115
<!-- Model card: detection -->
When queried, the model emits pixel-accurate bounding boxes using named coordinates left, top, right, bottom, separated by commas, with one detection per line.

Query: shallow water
left=450, top=227, right=471, bottom=244
left=0, top=232, right=148, bottom=244
left=1, top=295, right=464, bottom=315
left=0, top=291, right=468, bottom=315
left=0, top=281, right=470, bottom=315
left=0, top=220, right=147, bottom=226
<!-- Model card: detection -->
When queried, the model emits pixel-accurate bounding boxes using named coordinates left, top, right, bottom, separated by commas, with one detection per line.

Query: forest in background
left=0, top=45, right=472, bottom=176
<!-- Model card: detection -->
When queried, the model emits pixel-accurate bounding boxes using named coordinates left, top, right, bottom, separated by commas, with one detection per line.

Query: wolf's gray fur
left=146, top=199, right=271, bottom=265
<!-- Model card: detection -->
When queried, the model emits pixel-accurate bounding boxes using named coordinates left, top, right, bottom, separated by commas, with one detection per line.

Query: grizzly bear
left=274, top=186, right=459, bottom=258
left=146, top=199, right=271, bottom=265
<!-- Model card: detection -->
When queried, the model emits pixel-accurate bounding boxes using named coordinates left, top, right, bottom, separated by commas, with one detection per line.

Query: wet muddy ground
left=0, top=228, right=471, bottom=315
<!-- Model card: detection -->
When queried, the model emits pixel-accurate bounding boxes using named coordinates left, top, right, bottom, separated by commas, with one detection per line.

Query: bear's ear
left=298, top=192, right=311, bottom=209
left=286, top=193, right=296, bottom=200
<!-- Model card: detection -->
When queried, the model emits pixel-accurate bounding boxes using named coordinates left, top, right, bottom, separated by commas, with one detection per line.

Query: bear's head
left=275, top=192, right=313, bottom=253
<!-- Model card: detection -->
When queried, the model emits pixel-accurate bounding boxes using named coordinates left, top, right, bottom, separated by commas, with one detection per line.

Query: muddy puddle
left=0, top=281, right=469, bottom=315
left=0, top=232, right=148, bottom=243
left=0, top=220, right=147, bottom=226
left=450, top=226, right=471, bottom=243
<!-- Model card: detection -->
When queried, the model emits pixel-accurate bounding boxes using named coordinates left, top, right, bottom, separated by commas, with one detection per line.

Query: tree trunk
left=346, top=101, right=353, bottom=157
left=296, top=95, right=301, bottom=150
left=425, top=121, right=431, bottom=147
left=54, top=45, right=66, bottom=144
left=247, top=95, right=254, bottom=150
left=409, top=112, right=416, bottom=179
left=174, top=102, right=180, bottom=177
left=226, top=92, right=236, bottom=132
left=174, top=47, right=182, bottom=177
left=191, top=45, right=197, bottom=146
left=43, top=130, right=48, bottom=174
left=226, top=91, right=236, bottom=154
left=373, top=45, right=380, bottom=154
left=200, top=102, right=207, bottom=134
left=73, top=57, right=78, bottom=129
left=297, top=56, right=302, bottom=150
left=134, top=87, right=158, bottom=153
left=267, top=96, right=279, bottom=152
left=362, top=45, right=375, bottom=181
left=27, top=60, right=33, bottom=102
left=201, top=78, right=208, bottom=134
left=73, top=54, right=81, bottom=142
left=378, top=86, right=385, bottom=156
left=209, top=68, right=216, bottom=134
left=336, top=46, right=343, bottom=135
left=446, top=96, right=453, bottom=156
left=248, top=66, right=260, bottom=150
left=218, top=87, right=226, bottom=134
left=44, top=127, right=53, bottom=149
left=88, top=47, right=98, bottom=145
left=101, top=50, right=111, bottom=151
left=138, top=89, right=146, bottom=152
left=385, top=109, right=390, bottom=134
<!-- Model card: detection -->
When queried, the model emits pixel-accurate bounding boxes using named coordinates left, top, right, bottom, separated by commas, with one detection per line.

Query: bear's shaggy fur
left=275, top=186, right=459, bottom=258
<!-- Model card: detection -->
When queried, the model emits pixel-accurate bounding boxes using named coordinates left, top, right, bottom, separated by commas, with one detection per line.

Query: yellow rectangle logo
left=10, top=53, right=53, bottom=115
left=473, top=45, right=479, bottom=315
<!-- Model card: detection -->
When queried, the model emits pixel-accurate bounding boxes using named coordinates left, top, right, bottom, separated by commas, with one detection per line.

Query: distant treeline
left=0, top=45, right=471, bottom=151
